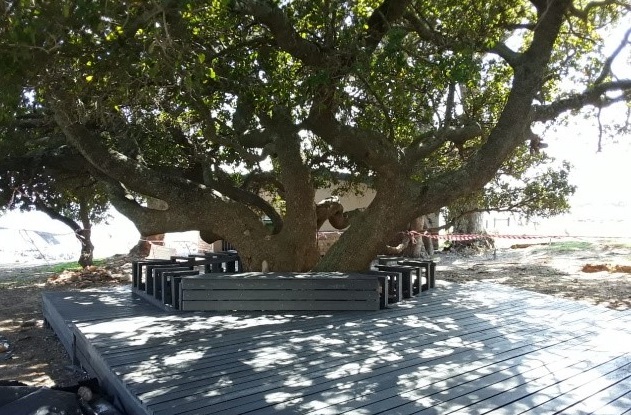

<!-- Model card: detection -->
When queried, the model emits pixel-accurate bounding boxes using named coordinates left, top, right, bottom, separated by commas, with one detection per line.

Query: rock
left=77, top=385, right=93, bottom=402
left=582, top=263, right=609, bottom=273
left=613, top=265, right=631, bottom=273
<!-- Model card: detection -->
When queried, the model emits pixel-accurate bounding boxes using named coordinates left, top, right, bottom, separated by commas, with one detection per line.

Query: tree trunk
left=238, top=234, right=319, bottom=272
left=77, top=198, right=94, bottom=267
left=127, top=196, right=168, bottom=258
left=425, top=212, right=440, bottom=252
left=34, top=198, right=95, bottom=267
left=454, top=211, right=484, bottom=235
left=76, top=228, right=94, bottom=268
left=451, top=203, right=493, bottom=251
left=128, top=234, right=165, bottom=258
left=402, top=217, right=428, bottom=258
left=315, top=185, right=416, bottom=272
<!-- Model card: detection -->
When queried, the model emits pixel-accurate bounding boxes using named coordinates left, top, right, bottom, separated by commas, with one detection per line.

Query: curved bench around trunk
left=178, top=272, right=384, bottom=311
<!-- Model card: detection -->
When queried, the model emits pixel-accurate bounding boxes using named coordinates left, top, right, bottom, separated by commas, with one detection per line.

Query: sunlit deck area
left=42, top=281, right=631, bottom=415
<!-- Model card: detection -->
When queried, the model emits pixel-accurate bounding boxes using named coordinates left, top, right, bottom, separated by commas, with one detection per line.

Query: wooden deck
left=42, top=282, right=631, bottom=415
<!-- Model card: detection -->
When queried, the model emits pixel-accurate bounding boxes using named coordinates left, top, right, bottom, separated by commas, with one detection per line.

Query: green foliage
left=48, top=258, right=107, bottom=274
left=540, top=241, right=594, bottom=253
left=0, top=91, right=111, bottom=229
left=444, top=155, right=576, bottom=227
left=0, top=0, right=628, bottom=257
left=485, top=159, right=576, bottom=218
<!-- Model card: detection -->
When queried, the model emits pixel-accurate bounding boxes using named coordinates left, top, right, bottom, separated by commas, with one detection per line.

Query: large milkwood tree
left=1, top=0, right=629, bottom=271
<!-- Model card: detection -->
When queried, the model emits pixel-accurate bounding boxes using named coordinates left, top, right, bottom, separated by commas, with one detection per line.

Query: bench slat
left=180, top=299, right=380, bottom=311
left=182, top=289, right=380, bottom=301
left=178, top=272, right=382, bottom=311
left=180, top=278, right=379, bottom=291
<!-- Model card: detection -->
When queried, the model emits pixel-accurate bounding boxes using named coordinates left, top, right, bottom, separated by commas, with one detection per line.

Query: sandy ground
left=438, top=238, right=631, bottom=310
left=0, top=238, right=630, bottom=389
left=0, top=255, right=133, bottom=387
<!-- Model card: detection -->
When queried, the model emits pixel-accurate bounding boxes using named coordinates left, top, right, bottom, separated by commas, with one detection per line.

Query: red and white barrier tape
left=316, top=231, right=593, bottom=242
left=405, top=231, right=563, bottom=241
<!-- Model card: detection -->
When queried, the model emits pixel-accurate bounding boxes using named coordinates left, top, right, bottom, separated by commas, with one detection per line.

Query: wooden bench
left=163, top=269, right=203, bottom=309
left=376, top=255, right=436, bottom=292
left=363, top=270, right=398, bottom=306
left=178, top=272, right=383, bottom=311
left=131, top=253, right=241, bottom=310
left=374, top=265, right=417, bottom=298
left=398, top=259, right=436, bottom=291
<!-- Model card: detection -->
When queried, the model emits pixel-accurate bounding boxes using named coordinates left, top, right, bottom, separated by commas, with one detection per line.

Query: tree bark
left=315, top=179, right=416, bottom=271
left=77, top=198, right=94, bottom=268
left=450, top=200, right=493, bottom=251
left=76, top=228, right=94, bottom=268
left=127, top=196, right=167, bottom=258
left=453, top=211, right=484, bottom=235
left=402, top=217, right=430, bottom=258
left=34, top=199, right=94, bottom=267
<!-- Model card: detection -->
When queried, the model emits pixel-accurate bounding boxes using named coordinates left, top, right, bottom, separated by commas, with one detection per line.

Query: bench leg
left=421, top=264, right=429, bottom=292
left=390, top=273, right=403, bottom=303
left=377, top=277, right=388, bottom=309
left=402, top=271, right=414, bottom=299
left=162, top=275, right=172, bottom=305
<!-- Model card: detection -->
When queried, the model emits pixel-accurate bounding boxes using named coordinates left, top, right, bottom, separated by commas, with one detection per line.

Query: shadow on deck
left=42, top=282, right=631, bottom=415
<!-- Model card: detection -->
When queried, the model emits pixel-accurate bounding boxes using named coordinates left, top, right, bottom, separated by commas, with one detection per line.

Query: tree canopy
left=1, top=0, right=629, bottom=271
left=0, top=87, right=110, bottom=266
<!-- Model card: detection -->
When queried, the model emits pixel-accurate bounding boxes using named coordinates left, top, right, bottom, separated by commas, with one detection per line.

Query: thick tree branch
left=363, top=0, right=413, bottom=53
left=0, top=150, right=90, bottom=176
left=239, top=130, right=275, bottom=148
left=51, top=99, right=272, bottom=244
left=304, top=88, right=400, bottom=177
left=398, top=0, right=573, bottom=221
left=403, top=10, right=445, bottom=46
left=34, top=197, right=94, bottom=267
left=102, top=181, right=194, bottom=236
left=241, top=171, right=285, bottom=196
left=201, top=122, right=269, bottom=165
left=186, top=95, right=269, bottom=165
left=52, top=114, right=192, bottom=203
left=489, top=42, right=521, bottom=67
left=34, top=199, right=82, bottom=233
left=231, top=0, right=327, bottom=66
left=404, top=124, right=484, bottom=164
left=316, top=197, right=365, bottom=231
left=11, top=115, right=57, bottom=130
left=235, top=0, right=411, bottom=72
left=204, top=167, right=283, bottom=234
left=259, top=109, right=317, bottom=237
left=405, top=9, right=521, bottom=67
left=533, top=80, right=631, bottom=122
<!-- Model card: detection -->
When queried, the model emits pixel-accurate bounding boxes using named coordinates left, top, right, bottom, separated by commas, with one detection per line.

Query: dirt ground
left=0, top=255, right=133, bottom=388
left=0, top=238, right=630, bottom=389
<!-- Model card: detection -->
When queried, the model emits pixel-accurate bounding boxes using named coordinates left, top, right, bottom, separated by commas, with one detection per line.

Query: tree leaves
left=0, top=0, right=629, bottom=270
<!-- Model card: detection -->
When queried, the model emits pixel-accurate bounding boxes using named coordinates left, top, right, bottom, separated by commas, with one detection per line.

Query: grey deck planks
left=104, top=295, right=576, bottom=363
left=42, top=281, right=631, bottom=415
left=592, top=390, right=631, bottom=415
left=157, top=314, right=624, bottom=413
